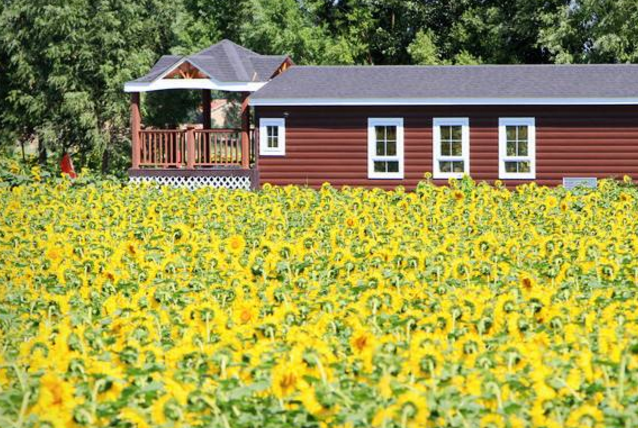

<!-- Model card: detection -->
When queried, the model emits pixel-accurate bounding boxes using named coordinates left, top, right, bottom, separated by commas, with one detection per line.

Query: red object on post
left=60, top=153, right=77, bottom=178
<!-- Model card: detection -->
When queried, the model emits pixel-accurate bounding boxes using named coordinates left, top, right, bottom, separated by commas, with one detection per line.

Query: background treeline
left=1, top=0, right=637, bottom=175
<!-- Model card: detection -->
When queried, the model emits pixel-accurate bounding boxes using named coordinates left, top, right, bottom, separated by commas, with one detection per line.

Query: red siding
left=255, top=106, right=638, bottom=188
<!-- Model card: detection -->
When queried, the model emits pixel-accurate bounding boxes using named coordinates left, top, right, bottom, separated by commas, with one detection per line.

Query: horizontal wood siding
left=256, top=106, right=638, bottom=188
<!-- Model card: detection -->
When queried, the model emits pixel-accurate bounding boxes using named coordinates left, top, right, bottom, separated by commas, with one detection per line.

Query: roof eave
left=249, top=97, right=638, bottom=106
left=124, top=55, right=270, bottom=92
left=124, top=79, right=267, bottom=93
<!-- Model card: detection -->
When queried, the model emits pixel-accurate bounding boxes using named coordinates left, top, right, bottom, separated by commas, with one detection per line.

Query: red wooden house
left=126, top=40, right=638, bottom=189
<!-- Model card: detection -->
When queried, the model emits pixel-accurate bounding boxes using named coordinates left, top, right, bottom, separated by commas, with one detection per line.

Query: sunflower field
left=1, top=176, right=638, bottom=428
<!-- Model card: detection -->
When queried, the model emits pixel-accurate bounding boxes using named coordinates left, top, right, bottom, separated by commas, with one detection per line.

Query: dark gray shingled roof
left=133, top=55, right=183, bottom=83
left=130, top=40, right=288, bottom=84
left=250, top=64, right=638, bottom=100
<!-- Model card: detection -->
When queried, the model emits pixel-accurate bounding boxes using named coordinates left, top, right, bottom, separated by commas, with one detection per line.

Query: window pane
left=451, top=125, right=462, bottom=141
left=375, top=126, right=385, bottom=141
left=506, top=126, right=516, bottom=141
left=386, top=126, right=396, bottom=141
left=517, top=141, right=528, bottom=156
left=387, top=161, right=399, bottom=173
left=505, top=162, right=518, bottom=173
left=441, top=126, right=451, bottom=141
left=376, top=141, right=385, bottom=156
left=386, top=141, right=397, bottom=156
left=518, top=126, right=528, bottom=141
left=374, top=161, right=386, bottom=173
left=506, top=141, right=517, bottom=156
left=267, top=125, right=278, bottom=138
left=505, top=161, right=531, bottom=174
left=518, top=161, right=531, bottom=173
left=440, top=161, right=463, bottom=173
left=441, top=141, right=451, bottom=156
left=451, top=142, right=463, bottom=156
left=268, top=136, right=278, bottom=148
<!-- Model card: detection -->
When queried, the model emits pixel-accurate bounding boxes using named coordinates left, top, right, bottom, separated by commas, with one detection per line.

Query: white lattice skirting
left=130, top=174, right=253, bottom=190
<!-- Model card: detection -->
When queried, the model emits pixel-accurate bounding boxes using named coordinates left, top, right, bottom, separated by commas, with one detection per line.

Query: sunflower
left=226, top=235, right=246, bottom=254
left=519, top=273, right=536, bottom=292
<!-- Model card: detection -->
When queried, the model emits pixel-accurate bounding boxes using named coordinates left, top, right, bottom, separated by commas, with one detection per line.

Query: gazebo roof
left=124, top=40, right=290, bottom=93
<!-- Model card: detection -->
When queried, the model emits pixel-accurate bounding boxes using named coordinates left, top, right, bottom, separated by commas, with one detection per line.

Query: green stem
left=619, top=354, right=627, bottom=402
left=12, top=365, right=30, bottom=428
left=486, top=382, right=503, bottom=410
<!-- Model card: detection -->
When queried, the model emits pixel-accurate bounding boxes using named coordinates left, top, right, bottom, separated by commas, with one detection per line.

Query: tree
left=144, top=90, right=200, bottom=129
left=539, top=0, right=638, bottom=63
left=240, top=0, right=353, bottom=65
left=0, top=0, right=181, bottom=172
left=408, top=30, right=443, bottom=65
left=310, top=0, right=431, bottom=65
left=438, top=0, right=568, bottom=64
left=177, top=0, right=249, bottom=53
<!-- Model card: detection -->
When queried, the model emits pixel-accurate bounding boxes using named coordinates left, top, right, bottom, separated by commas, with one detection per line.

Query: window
left=259, top=118, right=285, bottom=156
left=433, top=118, right=470, bottom=179
left=368, top=118, right=404, bottom=179
left=499, top=118, right=535, bottom=179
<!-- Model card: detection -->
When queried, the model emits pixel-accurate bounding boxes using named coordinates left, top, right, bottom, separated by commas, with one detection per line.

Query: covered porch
left=124, top=39, right=290, bottom=189
left=129, top=90, right=254, bottom=168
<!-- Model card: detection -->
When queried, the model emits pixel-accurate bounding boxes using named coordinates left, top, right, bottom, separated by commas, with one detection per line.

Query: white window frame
left=498, top=118, right=536, bottom=179
left=259, top=118, right=286, bottom=156
left=433, top=118, right=470, bottom=179
left=367, top=118, right=404, bottom=179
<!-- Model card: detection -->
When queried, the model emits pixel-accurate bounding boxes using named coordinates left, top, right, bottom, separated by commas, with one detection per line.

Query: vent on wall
left=563, top=177, right=598, bottom=190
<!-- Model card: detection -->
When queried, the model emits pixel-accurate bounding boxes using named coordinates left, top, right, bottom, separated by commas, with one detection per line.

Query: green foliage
left=0, top=0, right=180, bottom=172
left=240, top=0, right=341, bottom=65
left=178, top=0, right=248, bottom=53
left=408, top=30, right=482, bottom=66
left=0, top=153, right=124, bottom=188
left=144, top=90, right=200, bottom=128
left=453, top=51, right=482, bottom=66
left=539, top=0, right=638, bottom=63
left=408, top=30, right=443, bottom=65
left=442, top=0, right=564, bottom=64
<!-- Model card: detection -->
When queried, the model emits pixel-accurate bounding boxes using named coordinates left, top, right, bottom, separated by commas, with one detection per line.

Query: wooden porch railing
left=137, top=128, right=254, bottom=169
left=193, top=129, right=242, bottom=167
left=140, top=130, right=186, bottom=167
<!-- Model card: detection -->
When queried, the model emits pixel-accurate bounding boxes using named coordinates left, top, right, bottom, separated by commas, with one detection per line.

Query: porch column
left=186, top=126, right=196, bottom=168
left=131, top=92, right=141, bottom=169
left=240, top=92, right=250, bottom=169
left=202, top=90, right=211, bottom=129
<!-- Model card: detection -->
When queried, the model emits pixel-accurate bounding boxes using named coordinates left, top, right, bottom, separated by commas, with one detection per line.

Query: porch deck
left=129, top=127, right=259, bottom=189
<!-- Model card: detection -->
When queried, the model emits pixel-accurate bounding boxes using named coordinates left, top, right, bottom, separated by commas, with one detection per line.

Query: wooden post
left=131, top=93, right=141, bottom=169
left=186, top=126, right=196, bottom=168
left=240, top=92, right=250, bottom=169
left=202, top=90, right=211, bottom=165
left=202, top=90, right=211, bottom=129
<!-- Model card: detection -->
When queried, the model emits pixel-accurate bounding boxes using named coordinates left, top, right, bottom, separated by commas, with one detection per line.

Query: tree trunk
left=19, top=132, right=27, bottom=163
left=38, top=139, right=47, bottom=165
left=101, top=120, right=112, bottom=174
left=101, top=141, right=110, bottom=174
